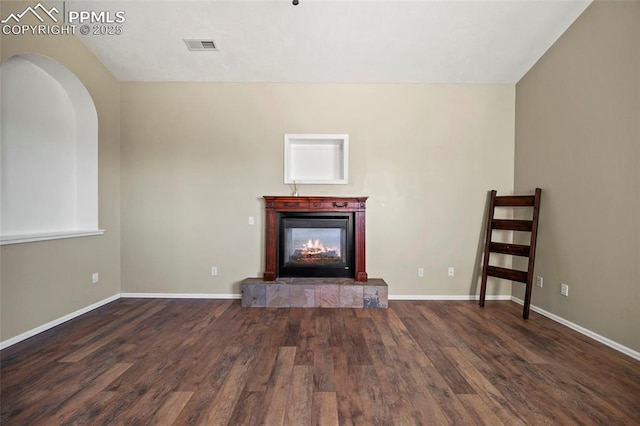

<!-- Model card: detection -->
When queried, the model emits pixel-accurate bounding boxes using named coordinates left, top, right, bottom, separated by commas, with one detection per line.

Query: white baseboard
left=511, top=296, right=640, bottom=361
left=120, top=293, right=241, bottom=299
left=123, top=293, right=510, bottom=302
left=0, top=294, right=120, bottom=350
left=389, top=294, right=511, bottom=301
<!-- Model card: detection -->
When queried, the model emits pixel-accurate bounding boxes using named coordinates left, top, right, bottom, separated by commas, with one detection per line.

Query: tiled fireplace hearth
left=241, top=277, right=388, bottom=308
left=241, top=196, right=388, bottom=308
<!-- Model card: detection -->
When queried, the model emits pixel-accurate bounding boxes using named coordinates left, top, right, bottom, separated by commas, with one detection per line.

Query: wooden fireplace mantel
left=263, top=196, right=368, bottom=282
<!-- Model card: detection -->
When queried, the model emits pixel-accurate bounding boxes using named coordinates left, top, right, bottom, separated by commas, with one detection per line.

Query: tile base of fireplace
left=241, top=277, right=388, bottom=308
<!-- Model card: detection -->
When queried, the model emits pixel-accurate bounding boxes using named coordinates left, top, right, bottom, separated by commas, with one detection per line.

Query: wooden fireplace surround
left=263, top=196, right=368, bottom=282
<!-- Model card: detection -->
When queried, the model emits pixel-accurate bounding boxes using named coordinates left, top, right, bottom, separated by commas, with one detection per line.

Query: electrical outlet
left=536, top=276, right=543, bottom=288
left=448, top=267, right=455, bottom=277
left=92, top=273, right=99, bottom=284
left=211, top=266, right=218, bottom=276
left=561, top=283, right=569, bottom=297
left=418, top=268, right=424, bottom=277
left=248, top=216, right=255, bottom=225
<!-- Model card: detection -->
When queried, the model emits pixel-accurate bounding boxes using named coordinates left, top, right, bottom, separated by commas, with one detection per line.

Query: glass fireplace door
left=278, top=214, right=353, bottom=278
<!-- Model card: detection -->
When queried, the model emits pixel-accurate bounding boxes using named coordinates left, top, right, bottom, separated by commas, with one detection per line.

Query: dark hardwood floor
left=1, top=299, right=639, bottom=425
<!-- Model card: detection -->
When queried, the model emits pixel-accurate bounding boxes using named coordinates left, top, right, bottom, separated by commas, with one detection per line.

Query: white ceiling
left=72, top=0, right=592, bottom=83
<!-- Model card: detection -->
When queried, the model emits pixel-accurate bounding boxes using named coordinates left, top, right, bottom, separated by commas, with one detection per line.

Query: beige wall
left=514, top=1, right=640, bottom=351
left=121, top=83, right=515, bottom=297
left=0, top=3, right=121, bottom=342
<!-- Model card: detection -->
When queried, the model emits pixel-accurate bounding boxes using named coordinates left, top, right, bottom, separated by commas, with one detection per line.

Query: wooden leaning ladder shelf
left=480, top=188, right=542, bottom=319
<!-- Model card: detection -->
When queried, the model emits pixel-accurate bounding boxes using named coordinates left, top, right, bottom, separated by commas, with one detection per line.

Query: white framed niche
left=284, top=134, right=349, bottom=184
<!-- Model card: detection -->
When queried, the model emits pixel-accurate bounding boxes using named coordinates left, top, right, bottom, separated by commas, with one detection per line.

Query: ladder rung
left=489, top=242, right=531, bottom=257
left=491, top=219, right=533, bottom=231
left=486, top=266, right=528, bottom=283
left=494, top=195, right=535, bottom=207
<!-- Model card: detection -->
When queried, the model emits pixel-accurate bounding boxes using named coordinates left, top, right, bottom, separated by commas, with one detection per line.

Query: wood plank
left=457, top=394, right=506, bottom=425
left=262, top=346, right=297, bottom=425
left=282, top=309, right=303, bottom=347
left=42, top=363, right=133, bottom=425
left=355, top=365, right=393, bottom=424
left=47, top=390, right=120, bottom=426
left=243, top=309, right=290, bottom=392
left=417, top=365, right=478, bottom=424
left=491, top=219, right=533, bottom=231
left=227, top=391, right=264, bottom=425
left=486, top=266, right=528, bottom=283
left=489, top=242, right=531, bottom=257
left=181, top=300, right=234, bottom=346
left=202, top=362, right=254, bottom=425
left=342, top=311, right=373, bottom=366
left=59, top=303, right=167, bottom=363
left=312, top=392, right=339, bottom=426
left=493, top=195, right=535, bottom=207
left=71, top=299, right=161, bottom=346
left=442, top=346, right=528, bottom=425
left=285, top=365, right=314, bottom=425
left=294, top=309, right=316, bottom=365
left=151, top=392, right=194, bottom=426
left=332, top=347, right=366, bottom=425
left=403, top=318, right=475, bottom=395
left=312, top=314, right=335, bottom=392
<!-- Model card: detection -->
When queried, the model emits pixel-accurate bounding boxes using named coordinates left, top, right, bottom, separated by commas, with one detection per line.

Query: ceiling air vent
left=184, top=39, right=218, bottom=51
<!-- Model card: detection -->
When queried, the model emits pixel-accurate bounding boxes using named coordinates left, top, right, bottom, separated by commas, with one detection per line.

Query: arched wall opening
left=1, top=53, right=103, bottom=244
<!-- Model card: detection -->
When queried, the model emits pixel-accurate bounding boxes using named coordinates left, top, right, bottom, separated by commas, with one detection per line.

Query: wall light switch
left=248, top=216, right=255, bottom=225
left=92, top=273, right=99, bottom=284
left=418, top=268, right=424, bottom=277
left=211, top=267, right=218, bottom=276
left=448, top=267, right=455, bottom=277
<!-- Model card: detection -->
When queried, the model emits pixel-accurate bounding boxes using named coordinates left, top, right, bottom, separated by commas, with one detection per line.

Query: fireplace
left=279, top=213, right=354, bottom=278
left=263, top=196, right=368, bottom=281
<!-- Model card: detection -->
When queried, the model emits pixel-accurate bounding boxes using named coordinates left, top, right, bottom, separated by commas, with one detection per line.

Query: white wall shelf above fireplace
left=284, top=134, right=348, bottom=184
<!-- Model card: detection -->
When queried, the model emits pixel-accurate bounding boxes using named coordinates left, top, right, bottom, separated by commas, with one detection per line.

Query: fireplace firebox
left=279, top=213, right=354, bottom=278
left=263, top=196, right=368, bottom=281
